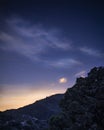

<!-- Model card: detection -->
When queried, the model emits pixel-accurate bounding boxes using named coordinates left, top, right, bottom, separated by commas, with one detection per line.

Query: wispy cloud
left=0, top=17, right=73, bottom=65
left=79, top=47, right=104, bottom=57
left=0, top=17, right=83, bottom=68
left=46, top=58, right=82, bottom=68
left=75, top=70, right=86, bottom=77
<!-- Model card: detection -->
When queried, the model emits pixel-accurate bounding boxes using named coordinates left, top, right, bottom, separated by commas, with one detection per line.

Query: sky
left=0, top=0, right=104, bottom=111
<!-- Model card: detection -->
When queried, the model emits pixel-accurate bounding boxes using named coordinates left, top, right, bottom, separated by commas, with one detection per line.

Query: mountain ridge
left=0, top=93, right=63, bottom=130
left=0, top=66, right=104, bottom=130
left=49, top=67, right=104, bottom=130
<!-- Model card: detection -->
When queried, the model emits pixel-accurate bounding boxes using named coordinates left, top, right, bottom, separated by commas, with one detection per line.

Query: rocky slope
left=0, top=67, right=104, bottom=130
left=49, top=67, right=104, bottom=130
left=0, top=94, right=63, bottom=130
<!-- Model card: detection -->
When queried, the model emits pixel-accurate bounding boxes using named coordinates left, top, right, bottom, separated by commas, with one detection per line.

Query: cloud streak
left=0, top=17, right=82, bottom=68
left=47, top=58, right=82, bottom=68
left=0, top=18, right=71, bottom=52
left=80, top=47, right=104, bottom=57
left=75, top=70, right=86, bottom=77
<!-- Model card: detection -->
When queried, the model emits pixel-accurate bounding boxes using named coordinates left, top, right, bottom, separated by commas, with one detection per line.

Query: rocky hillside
left=49, top=67, right=104, bottom=130
left=0, top=67, right=104, bottom=130
left=0, top=94, right=63, bottom=130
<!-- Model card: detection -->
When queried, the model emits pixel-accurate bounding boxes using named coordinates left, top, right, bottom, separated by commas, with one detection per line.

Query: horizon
left=1, top=92, right=64, bottom=112
left=0, top=1, right=104, bottom=111
left=0, top=87, right=66, bottom=111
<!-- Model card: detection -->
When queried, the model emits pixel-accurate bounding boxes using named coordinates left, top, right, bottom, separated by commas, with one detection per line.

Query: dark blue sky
left=0, top=0, right=104, bottom=110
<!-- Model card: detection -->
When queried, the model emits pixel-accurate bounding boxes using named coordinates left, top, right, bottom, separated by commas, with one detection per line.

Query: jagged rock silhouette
left=0, top=67, right=104, bottom=130
left=49, top=67, right=104, bottom=130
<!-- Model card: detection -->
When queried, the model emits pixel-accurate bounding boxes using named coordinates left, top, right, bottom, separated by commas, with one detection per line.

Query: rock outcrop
left=49, top=67, right=104, bottom=130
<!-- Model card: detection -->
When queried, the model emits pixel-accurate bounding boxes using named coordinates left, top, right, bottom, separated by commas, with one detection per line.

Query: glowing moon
left=59, top=77, right=67, bottom=83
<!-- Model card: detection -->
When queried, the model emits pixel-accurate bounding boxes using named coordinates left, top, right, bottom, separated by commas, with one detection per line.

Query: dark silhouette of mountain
left=5, top=94, right=63, bottom=120
left=0, top=94, right=63, bottom=130
left=0, top=66, right=104, bottom=130
left=49, top=67, right=104, bottom=130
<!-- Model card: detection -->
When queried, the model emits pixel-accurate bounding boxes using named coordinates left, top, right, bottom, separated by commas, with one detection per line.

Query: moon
left=59, top=77, right=67, bottom=84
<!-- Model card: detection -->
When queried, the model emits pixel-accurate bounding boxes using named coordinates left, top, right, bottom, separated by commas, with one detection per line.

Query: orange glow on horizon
left=0, top=87, right=65, bottom=111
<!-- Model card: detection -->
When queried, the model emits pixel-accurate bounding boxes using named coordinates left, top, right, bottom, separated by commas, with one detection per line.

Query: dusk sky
left=0, top=0, right=104, bottom=111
